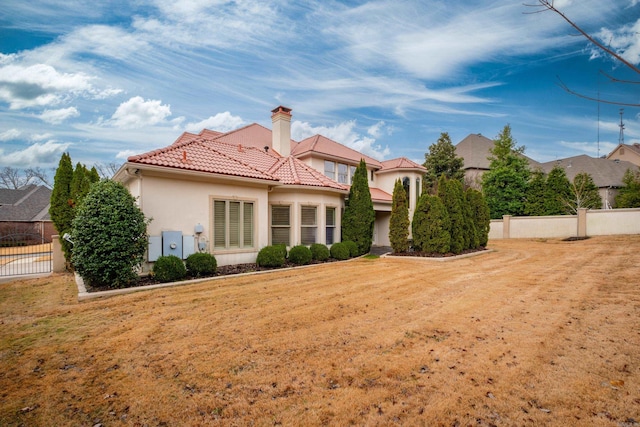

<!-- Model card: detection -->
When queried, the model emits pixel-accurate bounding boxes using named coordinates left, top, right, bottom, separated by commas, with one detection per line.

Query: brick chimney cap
left=271, top=106, right=292, bottom=115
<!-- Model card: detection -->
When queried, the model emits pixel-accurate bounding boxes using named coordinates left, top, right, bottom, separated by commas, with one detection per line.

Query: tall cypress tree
left=342, top=159, right=375, bottom=255
left=524, top=169, right=547, bottom=216
left=50, top=152, right=74, bottom=262
left=389, top=178, right=410, bottom=253
left=467, top=188, right=490, bottom=247
left=437, top=175, right=465, bottom=254
left=412, top=193, right=450, bottom=254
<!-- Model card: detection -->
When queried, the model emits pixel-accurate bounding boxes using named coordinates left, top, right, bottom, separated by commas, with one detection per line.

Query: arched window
left=402, top=176, right=410, bottom=205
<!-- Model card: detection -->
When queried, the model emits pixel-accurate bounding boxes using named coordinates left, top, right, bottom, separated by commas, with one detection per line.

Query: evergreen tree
left=389, top=178, right=410, bottom=253
left=568, top=172, right=602, bottom=213
left=524, top=169, right=547, bottom=216
left=412, top=193, right=450, bottom=254
left=49, top=152, right=74, bottom=263
left=342, top=159, right=375, bottom=255
left=72, top=180, right=149, bottom=289
left=481, top=125, right=530, bottom=219
left=423, top=132, right=465, bottom=193
left=88, top=166, right=101, bottom=184
left=70, top=163, right=91, bottom=208
left=463, top=187, right=479, bottom=249
left=544, top=165, right=572, bottom=215
left=437, top=175, right=465, bottom=254
left=467, top=188, right=490, bottom=247
left=615, top=168, right=640, bottom=208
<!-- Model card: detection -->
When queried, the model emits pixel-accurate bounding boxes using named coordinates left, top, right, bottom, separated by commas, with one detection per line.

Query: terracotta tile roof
left=128, top=138, right=280, bottom=182
left=268, top=157, right=347, bottom=190
left=379, top=157, right=427, bottom=172
left=292, top=134, right=383, bottom=168
left=368, top=187, right=392, bottom=203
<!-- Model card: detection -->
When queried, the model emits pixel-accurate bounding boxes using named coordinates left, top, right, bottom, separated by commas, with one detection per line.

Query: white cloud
left=367, top=121, right=386, bottom=138
left=0, top=140, right=72, bottom=167
left=39, top=107, right=80, bottom=124
left=0, top=62, right=93, bottom=109
left=185, top=111, right=245, bottom=133
left=116, top=150, right=138, bottom=160
left=109, top=96, right=172, bottom=129
left=0, top=128, right=21, bottom=141
left=593, top=18, right=640, bottom=65
left=292, top=120, right=391, bottom=160
left=31, top=133, right=54, bottom=141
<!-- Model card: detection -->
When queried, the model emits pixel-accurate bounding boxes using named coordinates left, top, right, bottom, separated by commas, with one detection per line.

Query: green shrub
left=275, top=243, right=288, bottom=259
left=71, top=180, right=149, bottom=289
left=310, top=243, right=330, bottom=261
left=289, top=245, right=312, bottom=265
left=330, top=242, right=350, bottom=260
left=343, top=240, right=359, bottom=257
left=185, top=252, right=217, bottom=277
left=153, top=255, right=187, bottom=283
left=256, top=245, right=285, bottom=268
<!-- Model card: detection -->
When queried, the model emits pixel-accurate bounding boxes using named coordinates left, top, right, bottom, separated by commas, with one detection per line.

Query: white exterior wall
left=130, top=173, right=270, bottom=268
left=268, top=189, right=343, bottom=247
left=509, top=215, right=577, bottom=239
left=586, top=208, right=640, bottom=235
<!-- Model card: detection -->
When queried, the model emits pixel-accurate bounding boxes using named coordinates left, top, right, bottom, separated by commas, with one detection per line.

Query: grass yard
left=1, top=236, right=640, bottom=426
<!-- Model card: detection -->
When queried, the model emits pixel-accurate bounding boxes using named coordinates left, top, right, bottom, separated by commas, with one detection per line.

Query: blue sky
left=1, top=0, right=639, bottom=173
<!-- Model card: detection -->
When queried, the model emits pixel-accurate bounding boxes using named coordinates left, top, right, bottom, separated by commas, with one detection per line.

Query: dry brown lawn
left=1, top=236, right=640, bottom=426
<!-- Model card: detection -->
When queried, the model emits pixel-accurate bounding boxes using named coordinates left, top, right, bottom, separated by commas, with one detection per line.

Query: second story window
left=338, top=163, right=348, bottom=183
left=324, top=161, right=335, bottom=180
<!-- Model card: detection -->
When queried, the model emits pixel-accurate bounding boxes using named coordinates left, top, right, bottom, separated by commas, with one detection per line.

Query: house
left=539, top=155, right=636, bottom=209
left=607, top=143, right=640, bottom=167
left=113, top=106, right=426, bottom=269
left=454, top=133, right=636, bottom=209
left=0, top=185, right=55, bottom=244
left=454, top=133, right=540, bottom=189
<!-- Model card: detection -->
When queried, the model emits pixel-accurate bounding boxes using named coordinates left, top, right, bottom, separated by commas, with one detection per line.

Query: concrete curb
left=381, top=248, right=494, bottom=262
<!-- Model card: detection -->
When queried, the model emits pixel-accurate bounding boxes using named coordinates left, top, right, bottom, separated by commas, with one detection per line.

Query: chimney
left=271, top=106, right=292, bottom=156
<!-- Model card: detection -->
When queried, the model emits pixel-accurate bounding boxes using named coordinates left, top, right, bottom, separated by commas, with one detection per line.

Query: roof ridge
left=288, top=156, right=301, bottom=184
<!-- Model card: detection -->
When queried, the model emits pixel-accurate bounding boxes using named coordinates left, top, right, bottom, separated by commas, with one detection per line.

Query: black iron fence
left=0, top=233, right=52, bottom=277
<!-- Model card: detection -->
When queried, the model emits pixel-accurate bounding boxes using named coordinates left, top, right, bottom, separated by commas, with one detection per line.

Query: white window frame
left=213, top=199, right=254, bottom=250
left=300, top=205, right=317, bottom=245
left=325, top=206, right=336, bottom=245
left=271, top=205, right=291, bottom=246
left=324, top=161, right=335, bottom=180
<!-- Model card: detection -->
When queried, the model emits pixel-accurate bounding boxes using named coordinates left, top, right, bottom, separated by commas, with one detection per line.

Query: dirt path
left=1, top=236, right=639, bottom=426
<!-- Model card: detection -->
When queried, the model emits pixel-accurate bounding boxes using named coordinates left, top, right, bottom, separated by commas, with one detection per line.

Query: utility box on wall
left=162, top=231, right=183, bottom=258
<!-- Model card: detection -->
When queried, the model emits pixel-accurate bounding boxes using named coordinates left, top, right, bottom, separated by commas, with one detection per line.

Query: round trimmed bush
left=153, top=255, right=187, bottom=283
left=275, top=243, right=288, bottom=259
left=289, top=245, right=312, bottom=265
left=185, top=252, right=217, bottom=277
left=256, top=245, right=285, bottom=268
left=330, top=242, right=350, bottom=260
left=343, top=240, right=359, bottom=257
left=310, top=243, right=330, bottom=261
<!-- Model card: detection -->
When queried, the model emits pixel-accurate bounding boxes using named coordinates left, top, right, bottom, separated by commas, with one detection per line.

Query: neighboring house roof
left=607, top=143, right=640, bottom=164
left=379, top=157, right=427, bottom=173
left=455, top=133, right=541, bottom=170
left=128, top=136, right=348, bottom=191
left=0, top=185, right=51, bottom=221
left=539, top=155, right=636, bottom=188
left=292, top=134, right=383, bottom=168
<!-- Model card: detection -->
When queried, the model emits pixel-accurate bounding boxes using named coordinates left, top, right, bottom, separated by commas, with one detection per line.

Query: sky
left=1, top=0, right=639, bottom=176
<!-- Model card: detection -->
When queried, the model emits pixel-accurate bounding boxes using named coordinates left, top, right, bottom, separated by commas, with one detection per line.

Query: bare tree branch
left=599, top=70, right=640, bottom=85
left=94, top=162, right=122, bottom=179
left=525, top=0, right=640, bottom=74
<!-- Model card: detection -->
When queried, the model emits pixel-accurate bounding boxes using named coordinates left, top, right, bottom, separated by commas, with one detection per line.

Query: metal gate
left=0, top=233, right=53, bottom=277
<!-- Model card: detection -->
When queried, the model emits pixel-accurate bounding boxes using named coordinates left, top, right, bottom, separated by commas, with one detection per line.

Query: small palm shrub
left=185, top=252, right=217, bottom=277
left=256, top=245, right=285, bottom=268
left=310, top=243, right=330, bottom=261
left=330, top=242, right=350, bottom=260
left=289, top=245, right=312, bottom=265
left=343, top=240, right=359, bottom=257
left=153, top=255, right=187, bottom=283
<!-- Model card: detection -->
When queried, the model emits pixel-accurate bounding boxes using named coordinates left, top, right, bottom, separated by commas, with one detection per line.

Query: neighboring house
left=539, top=155, right=636, bottom=209
left=114, top=106, right=426, bottom=269
left=0, top=185, right=55, bottom=244
left=454, top=133, right=540, bottom=189
left=454, top=133, right=635, bottom=209
left=607, top=143, right=640, bottom=167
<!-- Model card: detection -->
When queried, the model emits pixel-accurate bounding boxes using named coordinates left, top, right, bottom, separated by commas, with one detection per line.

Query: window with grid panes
left=213, top=200, right=253, bottom=249
left=301, top=206, right=317, bottom=245
left=337, top=163, right=348, bottom=183
left=324, top=161, right=335, bottom=180
left=271, top=205, right=290, bottom=246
